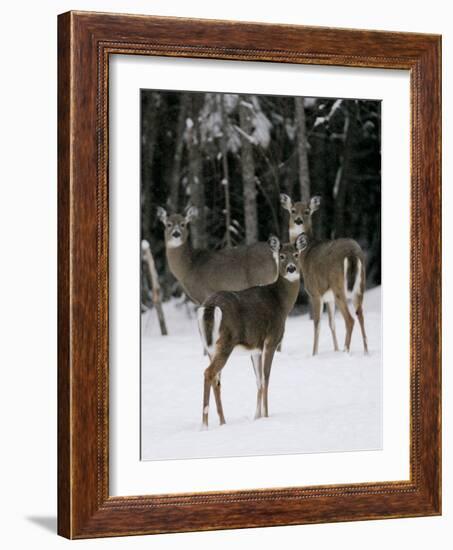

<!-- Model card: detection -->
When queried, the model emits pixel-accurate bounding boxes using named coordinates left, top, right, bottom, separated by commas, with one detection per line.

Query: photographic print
left=140, top=89, right=382, bottom=461
left=58, top=13, right=441, bottom=537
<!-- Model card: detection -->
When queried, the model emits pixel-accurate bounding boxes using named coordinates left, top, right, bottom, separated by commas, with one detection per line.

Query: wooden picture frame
left=58, top=11, right=441, bottom=539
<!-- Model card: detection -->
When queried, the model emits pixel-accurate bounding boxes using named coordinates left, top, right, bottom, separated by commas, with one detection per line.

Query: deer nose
left=295, top=217, right=303, bottom=225
left=172, top=230, right=181, bottom=238
left=287, top=264, right=297, bottom=273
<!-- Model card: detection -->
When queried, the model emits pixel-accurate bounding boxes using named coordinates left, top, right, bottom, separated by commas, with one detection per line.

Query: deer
left=156, top=206, right=279, bottom=305
left=280, top=193, right=368, bottom=355
left=197, top=234, right=307, bottom=428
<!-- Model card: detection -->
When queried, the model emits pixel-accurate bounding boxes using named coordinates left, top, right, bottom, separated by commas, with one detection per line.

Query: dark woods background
left=141, top=90, right=381, bottom=310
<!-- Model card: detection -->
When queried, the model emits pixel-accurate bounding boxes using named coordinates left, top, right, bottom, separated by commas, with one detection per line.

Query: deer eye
left=166, top=222, right=172, bottom=229
left=294, top=253, right=299, bottom=259
left=180, top=222, right=185, bottom=228
left=279, top=254, right=285, bottom=261
left=291, top=208, right=296, bottom=214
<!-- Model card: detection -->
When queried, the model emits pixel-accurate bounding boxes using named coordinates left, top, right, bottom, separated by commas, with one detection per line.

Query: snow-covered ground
left=141, top=287, right=382, bottom=461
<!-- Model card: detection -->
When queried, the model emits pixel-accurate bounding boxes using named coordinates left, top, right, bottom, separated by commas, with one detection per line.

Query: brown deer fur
left=280, top=193, right=368, bottom=355
left=157, top=206, right=279, bottom=305
left=198, top=234, right=307, bottom=428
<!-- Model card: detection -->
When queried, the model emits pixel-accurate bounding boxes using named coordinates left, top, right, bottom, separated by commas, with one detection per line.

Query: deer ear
left=268, top=235, right=280, bottom=252
left=185, top=206, right=198, bottom=223
left=309, top=195, right=321, bottom=213
left=156, top=206, right=167, bottom=225
left=280, top=193, right=292, bottom=212
left=295, top=233, right=308, bottom=252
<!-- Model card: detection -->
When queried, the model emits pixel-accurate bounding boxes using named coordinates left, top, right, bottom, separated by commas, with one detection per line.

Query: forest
left=140, top=90, right=381, bottom=311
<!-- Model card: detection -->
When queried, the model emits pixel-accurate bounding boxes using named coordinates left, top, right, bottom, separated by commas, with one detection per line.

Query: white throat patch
left=167, top=237, right=183, bottom=248
left=290, top=225, right=304, bottom=242
left=284, top=270, right=300, bottom=282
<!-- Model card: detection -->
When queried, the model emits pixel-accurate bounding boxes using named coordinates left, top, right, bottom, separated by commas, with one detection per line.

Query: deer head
left=280, top=193, right=321, bottom=240
left=156, top=206, right=198, bottom=248
left=277, top=233, right=308, bottom=281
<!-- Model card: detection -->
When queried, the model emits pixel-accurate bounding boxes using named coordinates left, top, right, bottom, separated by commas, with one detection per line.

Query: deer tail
left=197, top=305, right=222, bottom=354
left=344, top=255, right=364, bottom=308
left=344, top=256, right=355, bottom=293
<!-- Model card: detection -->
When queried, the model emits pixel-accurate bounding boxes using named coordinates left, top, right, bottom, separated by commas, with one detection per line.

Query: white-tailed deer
left=280, top=193, right=368, bottom=355
left=156, top=206, right=279, bottom=305
left=197, top=234, right=307, bottom=428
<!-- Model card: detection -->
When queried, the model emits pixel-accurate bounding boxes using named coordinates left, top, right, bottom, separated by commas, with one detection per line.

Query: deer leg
left=251, top=353, right=263, bottom=419
left=311, top=296, right=322, bottom=355
left=326, top=300, right=339, bottom=351
left=335, top=295, right=355, bottom=352
left=202, top=351, right=230, bottom=428
left=355, top=300, right=368, bottom=354
left=262, top=345, right=276, bottom=418
left=212, top=373, right=226, bottom=426
left=202, top=369, right=211, bottom=428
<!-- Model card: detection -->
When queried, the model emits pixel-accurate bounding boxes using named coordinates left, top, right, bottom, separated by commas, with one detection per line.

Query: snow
left=223, top=93, right=239, bottom=113
left=285, top=120, right=296, bottom=140
left=304, top=97, right=317, bottom=108
left=141, top=287, right=382, bottom=461
left=314, top=99, right=344, bottom=129
left=239, top=99, right=255, bottom=110
left=251, top=109, right=272, bottom=148
left=328, top=98, right=343, bottom=120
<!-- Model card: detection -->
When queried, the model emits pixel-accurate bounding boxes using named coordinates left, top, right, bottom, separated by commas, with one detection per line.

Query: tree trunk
left=169, top=95, right=189, bottom=213
left=187, top=95, right=207, bottom=249
left=218, top=94, right=232, bottom=247
left=309, top=128, right=328, bottom=239
left=295, top=97, right=311, bottom=202
left=142, top=241, right=168, bottom=336
left=239, top=96, right=258, bottom=244
left=141, top=92, right=159, bottom=243
left=334, top=103, right=357, bottom=238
